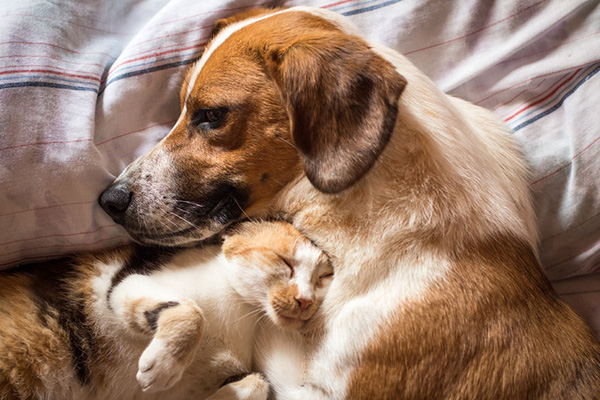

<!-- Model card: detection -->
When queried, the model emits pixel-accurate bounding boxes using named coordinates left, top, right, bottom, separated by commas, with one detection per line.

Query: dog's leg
left=109, top=275, right=204, bottom=393
left=206, top=373, right=269, bottom=400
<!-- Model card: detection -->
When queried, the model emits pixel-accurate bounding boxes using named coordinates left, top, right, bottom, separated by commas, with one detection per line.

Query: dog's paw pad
left=137, top=338, right=185, bottom=393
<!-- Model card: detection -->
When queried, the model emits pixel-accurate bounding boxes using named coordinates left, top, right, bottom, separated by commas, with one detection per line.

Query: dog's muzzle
left=99, top=176, right=250, bottom=246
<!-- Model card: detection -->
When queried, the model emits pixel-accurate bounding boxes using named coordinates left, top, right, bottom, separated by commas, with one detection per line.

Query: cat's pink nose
left=296, top=296, right=313, bottom=312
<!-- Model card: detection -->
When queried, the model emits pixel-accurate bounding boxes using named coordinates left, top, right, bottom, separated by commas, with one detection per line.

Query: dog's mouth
left=125, top=183, right=251, bottom=246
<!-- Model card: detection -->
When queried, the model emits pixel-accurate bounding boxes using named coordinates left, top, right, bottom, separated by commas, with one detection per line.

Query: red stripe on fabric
left=109, top=40, right=205, bottom=67
left=572, top=135, right=600, bottom=160
left=1, top=120, right=176, bottom=219
left=106, top=0, right=338, bottom=76
left=503, top=68, right=581, bottom=121
left=475, top=62, right=596, bottom=105
left=0, top=138, right=91, bottom=153
left=0, top=68, right=100, bottom=82
left=492, top=79, right=546, bottom=112
left=532, top=134, right=600, bottom=185
left=1, top=13, right=134, bottom=35
left=543, top=209, right=600, bottom=244
left=502, top=31, right=600, bottom=65
left=153, top=0, right=287, bottom=27
left=105, top=42, right=207, bottom=79
left=0, top=41, right=116, bottom=59
left=322, top=0, right=356, bottom=8
left=0, top=119, right=174, bottom=156
left=545, top=253, right=581, bottom=271
left=95, top=120, right=177, bottom=146
left=0, top=54, right=105, bottom=68
left=0, top=63, right=101, bottom=80
left=128, top=24, right=213, bottom=49
left=1, top=235, right=130, bottom=258
left=0, top=200, right=96, bottom=218
left=0, top=237, right=129, bottom=267
left=0, top=224, right=118, bottom=247
left=404, top=0, right=549, bottom=56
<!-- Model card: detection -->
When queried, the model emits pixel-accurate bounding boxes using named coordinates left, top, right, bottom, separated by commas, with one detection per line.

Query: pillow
left=1, top=0, right=599, bottom=286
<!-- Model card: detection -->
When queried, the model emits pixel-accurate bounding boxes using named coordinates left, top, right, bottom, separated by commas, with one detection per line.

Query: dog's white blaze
left=184, top=6, right=360, bottom=104
left=185, top=8, right=289, bottom=101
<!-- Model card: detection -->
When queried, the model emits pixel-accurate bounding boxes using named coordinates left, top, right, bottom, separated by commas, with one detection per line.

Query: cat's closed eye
left=281, top=258, right=294, bottom=278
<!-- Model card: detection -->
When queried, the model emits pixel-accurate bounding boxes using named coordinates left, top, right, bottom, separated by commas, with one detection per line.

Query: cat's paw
left=136, top=338, right=187, bottom=392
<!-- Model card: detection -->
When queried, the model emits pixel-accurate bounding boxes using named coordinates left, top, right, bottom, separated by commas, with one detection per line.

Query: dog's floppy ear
left=265, top=31, right=406, bottom=193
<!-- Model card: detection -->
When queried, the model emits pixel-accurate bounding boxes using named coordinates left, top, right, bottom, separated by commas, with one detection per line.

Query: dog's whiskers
left=267, top=175, right=286, bottom=188
left=156, top=217, right=176, bottom=233
left=176, top=199, right=207, bottom=209
left=167, top=210, right=201, bottom=230
left=275, top=136, right=317, bottom=168
left=232, top=197, right=256, bottom=223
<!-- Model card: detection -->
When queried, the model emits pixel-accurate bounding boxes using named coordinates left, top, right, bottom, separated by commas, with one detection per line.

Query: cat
left=0, top=220, right=333, bottom=400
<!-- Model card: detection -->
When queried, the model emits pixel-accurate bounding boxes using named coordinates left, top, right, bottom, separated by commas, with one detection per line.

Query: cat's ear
left=222, top=234, right=282, bottom=269
left=264, top=30, right=406, bottom=193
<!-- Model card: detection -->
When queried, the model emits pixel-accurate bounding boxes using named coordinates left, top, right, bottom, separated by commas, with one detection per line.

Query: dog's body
left=99, top=6, right=600, bottom=399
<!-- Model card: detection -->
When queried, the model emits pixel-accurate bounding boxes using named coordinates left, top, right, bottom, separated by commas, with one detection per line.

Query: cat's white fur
left=48, top=233, right=329, bottom=400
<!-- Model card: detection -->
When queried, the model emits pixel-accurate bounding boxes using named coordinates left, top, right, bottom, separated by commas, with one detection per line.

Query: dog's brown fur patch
left=347, top=235, right=600, bottom=399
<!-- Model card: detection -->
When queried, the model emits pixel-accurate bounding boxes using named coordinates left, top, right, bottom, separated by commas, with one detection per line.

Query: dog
left=99, top=6, right=600, bottom=399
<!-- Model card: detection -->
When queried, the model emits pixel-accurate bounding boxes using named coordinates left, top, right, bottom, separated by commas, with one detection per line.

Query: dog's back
left=346, top=236, right=600, bottom=399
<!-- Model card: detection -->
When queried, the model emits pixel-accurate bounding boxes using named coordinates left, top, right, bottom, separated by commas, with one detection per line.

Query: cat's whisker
left=233, top=308, right=266, bottom=325
left=253, top=312, right=270, bottom=330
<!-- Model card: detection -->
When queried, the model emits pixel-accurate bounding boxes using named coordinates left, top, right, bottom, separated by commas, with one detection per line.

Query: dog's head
left=99, top=7, right=406, bottom=246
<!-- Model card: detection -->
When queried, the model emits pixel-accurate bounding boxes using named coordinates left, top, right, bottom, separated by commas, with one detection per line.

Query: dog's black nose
left=99, top=182, right=132, bottom=222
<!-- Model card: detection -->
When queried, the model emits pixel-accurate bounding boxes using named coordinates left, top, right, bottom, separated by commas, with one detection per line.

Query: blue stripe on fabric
left=102, top=0, right=403, bottom=92
left=110, top=49, right=203, bottom=75
left=101, top=0, right=403, bottom=89
left=0, top=81, right=98, bottom=92
left=341, top=0, right=402, bottom=16
left=332, top=0, right=384, bottom=13
left=513, top=64, right=600, bottom=132
left=0, top=74, right=98, bottom=87
left=509, top=64, right=597, bottom=127
left=99, top=57, right=200, bottom=95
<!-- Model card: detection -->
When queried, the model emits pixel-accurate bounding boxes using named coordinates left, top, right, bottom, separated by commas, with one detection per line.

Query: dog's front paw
left=137, top=338, right=187, bottom=392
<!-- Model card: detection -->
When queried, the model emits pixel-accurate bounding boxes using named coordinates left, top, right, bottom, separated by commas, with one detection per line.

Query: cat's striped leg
left=108, top=274, right=204, bottom=392
left=206, top=373, right=269, bottom=400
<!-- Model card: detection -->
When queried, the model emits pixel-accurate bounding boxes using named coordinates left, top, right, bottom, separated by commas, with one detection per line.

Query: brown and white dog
left=99, top=6, right=600, bottom=399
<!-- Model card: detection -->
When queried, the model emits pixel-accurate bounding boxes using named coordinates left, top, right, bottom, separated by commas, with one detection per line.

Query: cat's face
left=223, top=221, right=333, bottom=330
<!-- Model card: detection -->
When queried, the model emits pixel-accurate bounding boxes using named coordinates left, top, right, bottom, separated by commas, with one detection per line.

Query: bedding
left=0, top=0, right=598, bottom=333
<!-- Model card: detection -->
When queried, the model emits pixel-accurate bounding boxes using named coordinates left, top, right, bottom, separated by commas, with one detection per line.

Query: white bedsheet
left=0, top=0, right=599, bottom=331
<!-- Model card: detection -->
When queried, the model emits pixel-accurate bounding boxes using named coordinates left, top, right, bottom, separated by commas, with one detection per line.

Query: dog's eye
left=191, top=108, right=227, bottom=130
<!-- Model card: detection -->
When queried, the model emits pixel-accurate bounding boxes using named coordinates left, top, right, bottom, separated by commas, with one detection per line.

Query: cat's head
left=223, top=221, right=333, bottom=330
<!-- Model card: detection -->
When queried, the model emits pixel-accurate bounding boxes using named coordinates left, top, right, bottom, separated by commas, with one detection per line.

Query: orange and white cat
left=0, top=221, right=332, bottom=400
